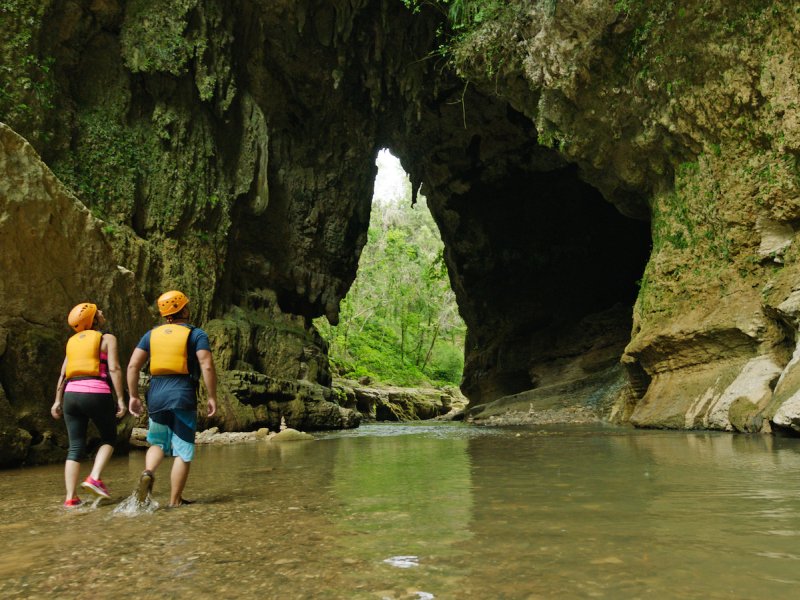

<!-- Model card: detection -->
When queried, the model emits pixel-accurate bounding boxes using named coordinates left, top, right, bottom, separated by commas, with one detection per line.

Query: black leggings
left=63, top=391, right=117, bottom=461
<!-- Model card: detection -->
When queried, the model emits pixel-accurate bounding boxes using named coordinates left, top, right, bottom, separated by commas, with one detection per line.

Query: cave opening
left=315, top=149, right=466, bottom=388
left=447, top=164, right=653, bottom=405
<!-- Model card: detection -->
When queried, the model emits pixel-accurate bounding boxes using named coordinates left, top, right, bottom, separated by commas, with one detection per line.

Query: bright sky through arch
left=372, top=149, right=412, bottom=206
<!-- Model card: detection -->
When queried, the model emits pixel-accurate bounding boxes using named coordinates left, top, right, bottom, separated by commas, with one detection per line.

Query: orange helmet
left=157, top=290, right=189, bottom=317
left=68, top=303, right=97, bottom=332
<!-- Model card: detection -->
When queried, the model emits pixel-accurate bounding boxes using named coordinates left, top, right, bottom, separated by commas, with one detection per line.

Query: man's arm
left=196, top=348, right=217, bottom=417
left=127, top=347, right=149, bottom=417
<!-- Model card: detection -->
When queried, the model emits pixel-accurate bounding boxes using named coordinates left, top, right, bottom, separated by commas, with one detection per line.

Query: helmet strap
left=166, top=306, right=189, bottom=323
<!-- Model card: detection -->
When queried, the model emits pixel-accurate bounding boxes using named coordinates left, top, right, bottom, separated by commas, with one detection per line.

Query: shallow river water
left=2, top=422, right=800, bottom=599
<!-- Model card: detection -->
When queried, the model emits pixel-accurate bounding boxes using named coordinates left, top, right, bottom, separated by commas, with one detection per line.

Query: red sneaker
left=63, top=497, right=82, bottom=508
left=81, top=476, right=111, bottom=499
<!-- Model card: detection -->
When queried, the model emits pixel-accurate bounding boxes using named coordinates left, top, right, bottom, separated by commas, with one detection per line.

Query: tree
left=315, top=151, right=465, bottom=386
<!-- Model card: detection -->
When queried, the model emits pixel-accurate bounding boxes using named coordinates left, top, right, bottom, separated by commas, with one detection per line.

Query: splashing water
left=112, top=493, right=160, bottom=516
left=64, top=496, right=105, bottom=512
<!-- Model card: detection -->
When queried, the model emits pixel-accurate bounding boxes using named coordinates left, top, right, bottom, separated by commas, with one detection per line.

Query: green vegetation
left=614, top=0, right=777, bottom=89
left=0, top=0, right=56, bottom=146
left=52, top=109, right=152, bottom=223
left=120, top=0, right=199, bottom=75
left=431, top=0, right=505, bottom=30
left=401, top=0, right=523, bottom=78
left=120, top=0, right=235, bottom=111
left=635, top=137, right=792, bottom=323
left=315, top=153, right=465, bottom=387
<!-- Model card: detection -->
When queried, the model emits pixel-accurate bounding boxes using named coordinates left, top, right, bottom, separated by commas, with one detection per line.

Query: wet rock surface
left=334, top=379, right=467, bottom=422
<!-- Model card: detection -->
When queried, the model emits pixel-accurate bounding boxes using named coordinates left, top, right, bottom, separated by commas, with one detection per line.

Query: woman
left=51, top=302, right=126, bottom=507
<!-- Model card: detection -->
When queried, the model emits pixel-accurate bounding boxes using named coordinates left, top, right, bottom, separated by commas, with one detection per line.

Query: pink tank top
left=64, top=351, right=112, bottom=394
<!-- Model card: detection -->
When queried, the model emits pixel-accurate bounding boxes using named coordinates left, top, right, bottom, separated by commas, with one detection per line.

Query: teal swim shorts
left=146, top=408, right=197, bottom=462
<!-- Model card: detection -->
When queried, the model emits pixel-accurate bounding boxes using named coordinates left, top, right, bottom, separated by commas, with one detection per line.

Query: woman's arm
left=51, top=357, right=68, bottom=419
left=103, top=333, right=127, bottom=418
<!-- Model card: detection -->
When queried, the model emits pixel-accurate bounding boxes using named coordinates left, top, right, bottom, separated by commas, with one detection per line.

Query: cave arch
left=423, top=162, right=652, bottom=407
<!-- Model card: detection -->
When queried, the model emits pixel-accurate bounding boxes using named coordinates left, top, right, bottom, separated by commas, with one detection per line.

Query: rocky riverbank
left=130, top=423, right=315, bottom=447
left=466, top=365, right=627, bottom=427
left=124, top=382, right=464, bottom=450
left=333, top=378, right=467, bottom=422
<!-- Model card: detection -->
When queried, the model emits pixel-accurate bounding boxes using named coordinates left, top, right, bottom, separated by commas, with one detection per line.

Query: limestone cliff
left=447, top=0, right=800, bottom=432
left=0, top=122, right=151, bottom=464
left=4, top=0, right=800, bottom=468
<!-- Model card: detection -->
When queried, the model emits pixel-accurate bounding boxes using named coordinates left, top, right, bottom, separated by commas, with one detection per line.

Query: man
left=128, top=290, right=217, bottom=507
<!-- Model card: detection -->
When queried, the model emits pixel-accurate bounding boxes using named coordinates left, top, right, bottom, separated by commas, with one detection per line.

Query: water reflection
left=326, top=426, right=473, bottom=596
left=458, top=427, right=800, bottom=597
left=2, top=424, right=800, bottom=598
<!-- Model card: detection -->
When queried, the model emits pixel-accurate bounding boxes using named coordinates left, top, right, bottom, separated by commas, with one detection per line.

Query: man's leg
left=167, top=409, right=197, bottom=506
left=139, top=410, right=177, bottom=501
left=135, top=445, right=165, bottom=502
left=169, top=458, right=191, bottom=506
left=145, top=444, right=165, bottom=473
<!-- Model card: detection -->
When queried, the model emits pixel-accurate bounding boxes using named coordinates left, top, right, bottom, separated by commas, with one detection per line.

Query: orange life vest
left=65, top=330, right=103, bottom=378
left=150, top=324, right=191, bottom=375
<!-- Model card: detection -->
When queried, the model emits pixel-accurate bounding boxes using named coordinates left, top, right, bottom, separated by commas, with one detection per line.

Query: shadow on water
left=2, top=423, right=800, bottom=598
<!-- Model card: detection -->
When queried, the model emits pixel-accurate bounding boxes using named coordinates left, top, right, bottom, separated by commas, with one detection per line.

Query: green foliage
left=52, top=109, right=153, bottom=223
left=120, top=0, right=233, bottom=111
left=101, top=224, right=118, bottom=237
left=636, top=149, right=752, bottom=322
left=648, top=160, right=733, bottom=263
left=442, top=0, right=505, bottom=30
left=120, top=0, right=199, bottom=75
left=0, top=0, right=56, bottom=142
left=316, top=167, right=465, bottom=387
left=615, top=0, right=776, bottom=89
left=401, top=0, right=521, bottom=78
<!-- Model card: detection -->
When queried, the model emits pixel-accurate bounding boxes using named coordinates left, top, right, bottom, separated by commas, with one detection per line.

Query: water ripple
left=755, top=551, right=800, bottom=560
left=383, top=555, right=420, bottom=568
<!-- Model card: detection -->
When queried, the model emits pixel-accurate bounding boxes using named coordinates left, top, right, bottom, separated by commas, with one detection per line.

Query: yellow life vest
left=65, top=330, right=103, bottom=378
left=150, top=324, right=191, bottom=375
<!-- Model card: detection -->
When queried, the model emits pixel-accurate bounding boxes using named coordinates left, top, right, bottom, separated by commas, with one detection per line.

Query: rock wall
left=449, top=0, right=800, bottom=432
left=3, top=0, right=432, bottom=465
left=0, top=122, right=151, bottom=465
left=5, top=0, right=800, bottom=467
